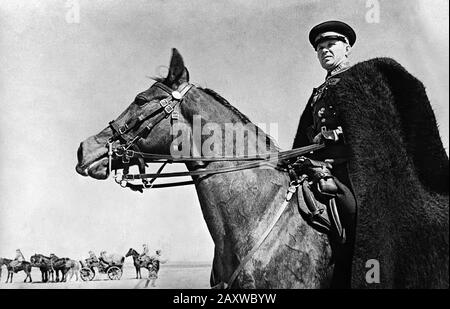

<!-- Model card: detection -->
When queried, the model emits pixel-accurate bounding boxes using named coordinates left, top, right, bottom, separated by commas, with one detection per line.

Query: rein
left=107, top=81, right=324, bottom=189
left=111, top=144, right=324, bottom=190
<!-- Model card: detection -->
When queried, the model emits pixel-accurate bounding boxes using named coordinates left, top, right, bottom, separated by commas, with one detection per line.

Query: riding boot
left=327, top=172, right=356, bottom=288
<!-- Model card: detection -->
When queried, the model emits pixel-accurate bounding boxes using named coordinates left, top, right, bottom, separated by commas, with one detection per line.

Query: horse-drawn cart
left=80, top=256, right=123, bottom=281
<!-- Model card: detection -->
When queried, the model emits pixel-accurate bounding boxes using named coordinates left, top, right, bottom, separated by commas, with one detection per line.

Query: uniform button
left=329, top=106, right=333, bottom=109
left=321, top=118, right=326, bottom=123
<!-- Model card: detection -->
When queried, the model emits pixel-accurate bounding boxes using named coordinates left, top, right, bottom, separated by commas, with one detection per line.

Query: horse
left=0, top=258, right=5, bottom=280
left=30, top=254, right=79, bottom=283
left=0, top=257, right=8, bottom=281
left=125, top=248, right=155, bottom=279
left=48, top=254, right=72, bottom=282
left=30, top=254, right=53, bottom=283
left=65, top=260, right=81, bottom=281
left=76, top=49, right=448, bottom=288
left=76, top=48, right=333, bottom=288
left=1, top=258, right=32, bottom=283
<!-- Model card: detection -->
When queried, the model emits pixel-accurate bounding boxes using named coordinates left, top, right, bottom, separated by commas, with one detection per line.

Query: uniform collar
left=326, top=59, right=351, bottom=80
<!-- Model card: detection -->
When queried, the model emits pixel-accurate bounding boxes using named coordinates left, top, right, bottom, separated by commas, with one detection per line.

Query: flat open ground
left=0, top=262, right=211, bottom=289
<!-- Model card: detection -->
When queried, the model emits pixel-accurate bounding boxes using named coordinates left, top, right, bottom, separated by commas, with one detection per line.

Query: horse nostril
left=77, top=143, right=84, bottom=163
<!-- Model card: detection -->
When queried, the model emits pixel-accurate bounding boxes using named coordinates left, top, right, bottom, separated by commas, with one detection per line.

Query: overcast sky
left=0, top=0, right=448, bottom=263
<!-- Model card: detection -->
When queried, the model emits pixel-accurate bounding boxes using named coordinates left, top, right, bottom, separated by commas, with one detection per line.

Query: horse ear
left=166, top=48, right=189, bottom=87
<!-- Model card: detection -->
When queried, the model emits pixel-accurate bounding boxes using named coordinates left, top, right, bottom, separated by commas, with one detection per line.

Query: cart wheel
left=107, top=266, right=122, bottom=280
left=80, top=267, right=95, bottom=281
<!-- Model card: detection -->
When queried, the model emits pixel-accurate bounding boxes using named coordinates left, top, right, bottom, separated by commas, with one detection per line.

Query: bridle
left=105, top=80, right=325, bottom=288
left=107, top=81, right=195, bottom=189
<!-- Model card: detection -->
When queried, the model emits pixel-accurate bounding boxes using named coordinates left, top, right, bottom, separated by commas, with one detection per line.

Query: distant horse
left=1, top=258, right=32, bottom=283
left=30, top=254, right=53, bottom=283
left=125, top=248, right=155, bottom=279
left=0, top=258, right=5, bottom=280
left=65, top=260, right=81, bottom=281
left=0, top=257, right=8, bottom=281
left=76, top=49, right=448, bottom=288
left=31, top=254, right=71, bottom=282
left=49, top=254, right=72, bottom=282
left=30, top=254, right=78, bottom=283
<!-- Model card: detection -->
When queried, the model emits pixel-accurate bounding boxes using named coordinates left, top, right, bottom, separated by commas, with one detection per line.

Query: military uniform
left=139, top=244, right=150, bottom=263
left=306, top=69, right=350, bottom=159
left=292, top=20, right=358, bottom=288
left=294, top=20, right=357, bottom=192
left=298, top=61, right=356, bottom=228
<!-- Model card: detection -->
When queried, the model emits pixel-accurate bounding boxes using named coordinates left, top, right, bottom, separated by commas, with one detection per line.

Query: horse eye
left=134, top=96, right=148, bottom=106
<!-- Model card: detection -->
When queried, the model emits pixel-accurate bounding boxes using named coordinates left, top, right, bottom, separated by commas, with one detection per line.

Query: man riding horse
left=139, top=243, right=151, bottom=263
left=9, top=249, right=25, bottom=271
left=292, top=20, right=449, bottom=288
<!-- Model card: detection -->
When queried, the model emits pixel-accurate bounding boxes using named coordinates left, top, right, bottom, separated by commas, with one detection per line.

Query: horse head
left=125, top=248, right=138, bottom=257
left=76, top=48, right=193, bottom=180
left=0, top=258, right=8, bottom=266
left=76, top=48, right=278, bottom=180
left=30, top=254, right=40, bottom=266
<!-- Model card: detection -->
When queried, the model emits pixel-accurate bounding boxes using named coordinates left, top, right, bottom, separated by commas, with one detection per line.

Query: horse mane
left=200, top=87, right=280, bottom=151
left=150, top=76, right=280, bottom=151
left=200, top=88, right=253, bottom=124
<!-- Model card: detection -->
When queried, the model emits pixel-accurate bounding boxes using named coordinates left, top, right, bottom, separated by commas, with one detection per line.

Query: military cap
left=309, top=20, right=356, bottom=49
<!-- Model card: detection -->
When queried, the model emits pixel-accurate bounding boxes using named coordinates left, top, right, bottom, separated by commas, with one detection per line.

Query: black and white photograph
left=0, top=0, right=448, bottom=294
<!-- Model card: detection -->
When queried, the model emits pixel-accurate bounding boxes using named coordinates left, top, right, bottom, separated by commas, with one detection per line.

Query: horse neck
left=183, top=95, right=290, bottom=258
left=131, top=250, right=139, bottom=259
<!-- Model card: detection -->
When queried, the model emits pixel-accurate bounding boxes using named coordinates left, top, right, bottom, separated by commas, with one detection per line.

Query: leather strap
left=115, top=144, right=325, bottom=188
left=225, top=184, right=298, bottom=288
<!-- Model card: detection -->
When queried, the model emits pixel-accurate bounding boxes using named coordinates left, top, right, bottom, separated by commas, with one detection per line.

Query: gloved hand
left=313, top=132, right=324, bottom=144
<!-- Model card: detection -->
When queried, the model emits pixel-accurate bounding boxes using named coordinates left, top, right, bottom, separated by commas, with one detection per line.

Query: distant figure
left=84, top=250, right=99, bottom=267
left=88, top=251, right=97, bottom=260
left=9, top=249, right=25, bottom=270
left=146, top=249, right=168, bottom=287
left=139, top=244, right=150, bottom=263
left=99, top=250, right=111, bottom=268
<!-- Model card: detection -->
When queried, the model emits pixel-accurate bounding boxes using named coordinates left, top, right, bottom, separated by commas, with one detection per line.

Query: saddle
left=289, top=156, right=346, bottom=244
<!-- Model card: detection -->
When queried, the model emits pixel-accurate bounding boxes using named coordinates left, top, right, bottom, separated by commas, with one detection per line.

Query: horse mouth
left=76, top=155, right=109, bottom=180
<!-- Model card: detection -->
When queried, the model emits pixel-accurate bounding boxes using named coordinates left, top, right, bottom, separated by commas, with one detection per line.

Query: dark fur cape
left=293, top=58, right=449, bottom=288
